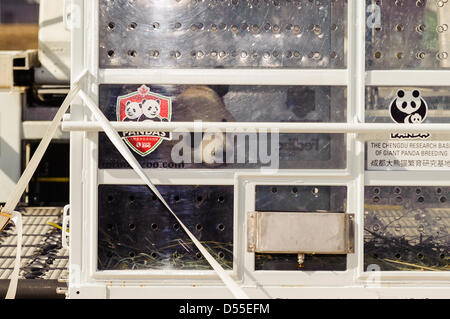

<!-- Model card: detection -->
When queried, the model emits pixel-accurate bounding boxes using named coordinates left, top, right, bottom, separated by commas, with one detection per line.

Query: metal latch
left=247, top=212, right=354, bottom=255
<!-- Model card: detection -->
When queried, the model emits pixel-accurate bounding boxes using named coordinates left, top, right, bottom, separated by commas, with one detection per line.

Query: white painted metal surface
left=35, top=0, right=71, bottom=85
left=0, top=51, right=38, bottom=88
left=0, top=90, right=22, bottom=203
left=66, top=0, right=450, bottom=299
left=22, top=121, right=69, bottom=140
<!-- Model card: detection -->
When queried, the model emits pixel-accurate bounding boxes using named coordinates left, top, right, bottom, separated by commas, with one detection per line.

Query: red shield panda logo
left=116, top=85, right=172, bottom=156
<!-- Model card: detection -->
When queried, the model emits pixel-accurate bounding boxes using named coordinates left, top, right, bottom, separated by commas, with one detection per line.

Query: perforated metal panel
left=254, top=185, right=347, bottom=271
left=364, top=186, right=449, bottom=271
left=99, top=0, right=347, bottom=69
left=366, top=0, right=450, bottom=69
left=98, top=185, right=233, bottom=270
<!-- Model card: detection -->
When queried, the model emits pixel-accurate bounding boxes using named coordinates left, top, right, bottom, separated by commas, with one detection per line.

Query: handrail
left=61, top=121, right=450, bottom=134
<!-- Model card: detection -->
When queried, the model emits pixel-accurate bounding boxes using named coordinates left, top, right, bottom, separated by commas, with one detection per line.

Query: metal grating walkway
left=0, top=207, right=68, bottom=281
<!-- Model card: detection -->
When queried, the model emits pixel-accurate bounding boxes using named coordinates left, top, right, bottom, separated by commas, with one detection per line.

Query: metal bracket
left=247, top=211, right=355, bottom=255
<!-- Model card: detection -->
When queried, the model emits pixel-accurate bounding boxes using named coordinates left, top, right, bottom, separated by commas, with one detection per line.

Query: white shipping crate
left=64, top=0, right=450, bottom=299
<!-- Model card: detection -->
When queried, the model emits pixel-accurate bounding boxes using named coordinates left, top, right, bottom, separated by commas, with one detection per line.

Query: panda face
left=141, top=99, right=161, bottom=119
left=410, top=113, right=423, bottom=123
left=125, top=101, right=142, bottom=120
left=395, top=90, right=421, bottom=115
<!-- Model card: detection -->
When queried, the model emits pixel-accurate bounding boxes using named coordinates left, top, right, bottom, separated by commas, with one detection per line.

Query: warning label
left=367, top=141, right=450, bottom=171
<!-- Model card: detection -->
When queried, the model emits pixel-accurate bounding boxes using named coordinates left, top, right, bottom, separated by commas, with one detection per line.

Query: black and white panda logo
left=390, top=90, right=428, bottom=124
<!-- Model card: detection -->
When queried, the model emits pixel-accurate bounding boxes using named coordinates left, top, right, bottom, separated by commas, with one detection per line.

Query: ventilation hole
left=218, top=195, right=225, bottom=203
left=174, top=195, right=180, bottom=202
left=373, top=196, right=380, bottom=203
left=107, top=224, right=113, bottom=231
left=171, top=51, right=181, bottom=58
left=196, top=252, right=202, bottom=259
left=440, top=196, right=447, bottom=203
left=374, top=188, right=380, bottom=194
left=440, top=254, right=445, bottom=259
left=418, top=196, right=425, bottom=203
left=217, top=224, right=225, bottom=231
left=416, top=0, right=425, bottom=7
left=129, top=195, right=135, bottom=203
left=416, top=188, right=422, bottom=194
left=128, top=50, right=137, bottom=57
left=108, top=22, right=115, bottom=30
left=416, top=52, right=426, bottom=60
left=417, top=253, right=424, bottom=260
left=129, top=252, right=136, bottom=258
left=129, top=223, right=136, bottom=230
left=416, top=24, right=426, bottom=32
left=374, top=51, right=382, bottom=59
left=218, top=252, right=225, bottom=259
left=149, top=50, right=159, bottom=58
left=151, top=252, right=158, bottom=258
left=151, top=223, right=158, bottom=231
left=394, top=187, right=401, bottom=194
left=396, top=196, right=402, bottom=203
left=313, top=25, right=321, bottom=35
left=107, top=195, right=114, bottom=203
left=395, top=253, right=401, bottom=259
left=373, top=253, right=379, bottom=259
left=196, top=224, right=203, bottom=231
left=107, top=50, right=115, bottom=58
left=173, top=223, right=180, bottom=231
left=312, top=187, right=319, bottom=196
left=292, top=187, right=298, bottom=194
left=129, top=22, right=137, bottom=30
left=197, top=195, right=203, bottom=202
left=437, top=188, right=442, bottom=194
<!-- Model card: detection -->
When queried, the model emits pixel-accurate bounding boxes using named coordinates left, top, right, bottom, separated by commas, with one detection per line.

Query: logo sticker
left=116, top=85, right=172, bottom=156
left=389, top=89, right=428, bottom=124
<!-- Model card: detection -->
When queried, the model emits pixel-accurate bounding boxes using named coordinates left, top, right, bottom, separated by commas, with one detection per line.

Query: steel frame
left=66, top=0, right=450, bottom=299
